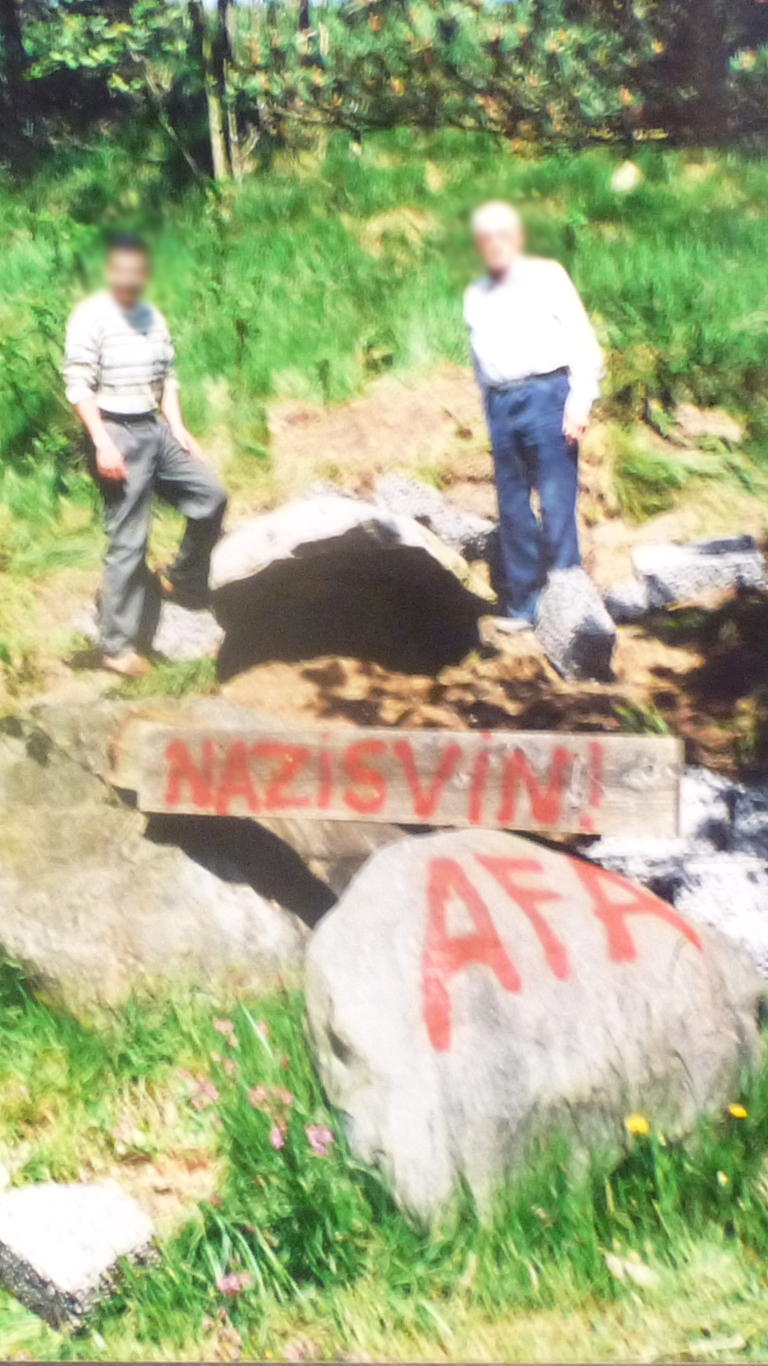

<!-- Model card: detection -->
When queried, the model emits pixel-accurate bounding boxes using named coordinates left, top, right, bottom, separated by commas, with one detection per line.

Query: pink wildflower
left=273, top=1086, right=295, bottom=1107
left=215, top=1271, right=251, bottom=1297
left=305, top=1124, right=334, bottom=1157
left=223, top=1058, right=237, bottom=1077
left=213, top=1018, right=234, bottom=1036
left=248, top=1085, right=269, bottom=1108
left=283, top=1336, right=319, bottom=1361
left=255, top=1019, right=270, bottom=1040
left=191, top=1077, right=220, bottom=1111
left=270, top=1122, right=287, bottom=1150
left=211, top=1051, right=222, bottom=1064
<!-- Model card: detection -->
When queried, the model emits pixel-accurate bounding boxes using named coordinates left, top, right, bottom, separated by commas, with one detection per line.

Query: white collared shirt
left=464, top=256, right=604, bottom=421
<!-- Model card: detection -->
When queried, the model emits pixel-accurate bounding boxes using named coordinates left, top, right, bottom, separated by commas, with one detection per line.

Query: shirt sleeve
left=62, top=303, right=100, bottom=406
left=463, top=281, right=491, bottom=403
left=552, top=264, right=604, bottom=421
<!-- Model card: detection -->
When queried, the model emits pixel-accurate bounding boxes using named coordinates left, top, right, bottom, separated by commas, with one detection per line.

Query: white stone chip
left=0, top=1181, right=154, bottom=1327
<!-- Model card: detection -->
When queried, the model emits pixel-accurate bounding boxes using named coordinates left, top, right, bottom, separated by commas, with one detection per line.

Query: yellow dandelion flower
left=728, top=1103, right=748, bottom=1119
left=625, top=1113, right=650, bottom=1136
left=717, top=1170, right=729, bottom=1186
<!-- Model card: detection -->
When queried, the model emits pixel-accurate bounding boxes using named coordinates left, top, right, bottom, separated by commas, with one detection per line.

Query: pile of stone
left=590, top=766, right=768, bottom=978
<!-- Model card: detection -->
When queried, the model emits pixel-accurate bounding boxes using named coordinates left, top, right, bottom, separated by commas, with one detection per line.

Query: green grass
left=2, top=957, right=768, bottom=1361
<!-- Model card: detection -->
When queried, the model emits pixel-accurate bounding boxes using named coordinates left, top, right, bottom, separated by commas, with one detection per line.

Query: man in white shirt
left=464, top=201, right=603, bottom=628
left=63, top=235, right=228, bottom=677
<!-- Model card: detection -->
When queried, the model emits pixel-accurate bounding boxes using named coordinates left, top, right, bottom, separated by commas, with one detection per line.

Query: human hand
left=95, top=435, right=127, bottom=481
left=171, top=425, right=204, bottom=460
left=563, top=401, right=589, bottom=445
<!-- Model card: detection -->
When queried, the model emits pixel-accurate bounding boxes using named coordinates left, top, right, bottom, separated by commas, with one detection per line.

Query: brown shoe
left=102, top=650, right=151, bottom=679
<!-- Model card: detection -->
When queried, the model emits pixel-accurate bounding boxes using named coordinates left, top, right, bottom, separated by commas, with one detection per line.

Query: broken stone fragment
left=535, top=566, right=617, bottom=680
left=0, top=1182, right=153, bottom=1328
left=210, top=494, right=494, bottom=679
left=632, top=536, right=767, bottom=608
left=373, top=473, right=495, bottom=561
left=602, top=578, right=651, bottom=625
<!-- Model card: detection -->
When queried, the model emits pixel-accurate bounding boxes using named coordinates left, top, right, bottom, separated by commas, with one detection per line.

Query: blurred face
left=473, top=218, right=525, bottom=279
left=106, top=248, right=150, bottom=309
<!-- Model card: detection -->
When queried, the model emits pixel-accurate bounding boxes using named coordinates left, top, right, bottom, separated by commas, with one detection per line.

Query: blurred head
left=105, top=235, right=150, bottom=309
left=471, top=201, right=525, bottom=278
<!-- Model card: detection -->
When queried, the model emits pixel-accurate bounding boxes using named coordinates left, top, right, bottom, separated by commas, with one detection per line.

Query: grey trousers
left=93, top=414, right=228, bottom=657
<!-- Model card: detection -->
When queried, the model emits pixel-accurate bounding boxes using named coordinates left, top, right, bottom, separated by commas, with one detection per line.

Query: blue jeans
left=486, top=370, right=580, bottom=622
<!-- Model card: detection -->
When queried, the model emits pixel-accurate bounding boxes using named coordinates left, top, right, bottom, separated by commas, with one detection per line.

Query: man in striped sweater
left=62, top=235, right=228, bottom=678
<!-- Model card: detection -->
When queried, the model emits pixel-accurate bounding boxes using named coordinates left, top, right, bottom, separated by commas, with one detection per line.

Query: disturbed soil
left=217, top=370, right=768, bottom=776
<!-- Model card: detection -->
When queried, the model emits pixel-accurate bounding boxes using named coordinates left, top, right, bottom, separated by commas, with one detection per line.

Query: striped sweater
left=62, top=290, right=178, bottom=416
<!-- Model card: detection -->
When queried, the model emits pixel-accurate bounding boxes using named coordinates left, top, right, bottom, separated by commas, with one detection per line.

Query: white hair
left=471, top=200, right=522, bottom=237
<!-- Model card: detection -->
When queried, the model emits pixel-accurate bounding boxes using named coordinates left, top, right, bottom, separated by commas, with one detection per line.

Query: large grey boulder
left=0, top=1181, right=153, bottom=1328
left=632, top=536, right=767, bottom=608
left=0, top=715, right=306, bottom=1009
left=535, top=566, right=616, bottom=680
left=591, top=766, right=768, bottom=978
left=305, top=828, right=762, bottom=1219
left=210, top=495, right=494, bottom=679
left=373, top=473, right=495, bottom=561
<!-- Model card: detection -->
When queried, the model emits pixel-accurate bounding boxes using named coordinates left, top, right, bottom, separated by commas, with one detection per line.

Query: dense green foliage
left=3, top=0, right=768, bottom=183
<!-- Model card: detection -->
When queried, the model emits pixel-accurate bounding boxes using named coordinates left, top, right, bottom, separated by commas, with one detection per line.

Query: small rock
left=632, top=536, right=767, bottom=608
left=673, top=403, right=744, bottom=447
left=602, top=578, right=651, bottom=624
left=611, top=161, right=643, bottom=194
left=306, top=828, right=762, bottom=1220
left=535, top=566, right=616, bottom=680
left=73, top=601, right=223, bottom=662
left=373, top=473, right=495, bottom=561
left=0, top=1181, right=153, bottom=1328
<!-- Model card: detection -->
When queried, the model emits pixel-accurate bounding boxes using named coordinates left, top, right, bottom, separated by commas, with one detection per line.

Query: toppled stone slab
left=535, top=566, right=616, bottom=680
left=74, top=601, right=223, bottom=662
left=590, top=767, right=768, bottom=978
left=0, top=1182, right=153, bottom=1328
left=306, top=828, right=762, bottom=1220
left=632, top=537, right=767, bottom=608
left=210, top=494, right=494, bottom=679
left=373, top=473, right=495, bottom=561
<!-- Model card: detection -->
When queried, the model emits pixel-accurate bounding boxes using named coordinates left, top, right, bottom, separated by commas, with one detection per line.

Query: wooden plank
left=111, top=717, right=682, bottom=837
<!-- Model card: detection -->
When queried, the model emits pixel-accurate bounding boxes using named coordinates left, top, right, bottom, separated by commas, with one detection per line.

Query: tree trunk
left=0, top=0, right=26, bottom=78
left=189, top=0, right=232, bottom=180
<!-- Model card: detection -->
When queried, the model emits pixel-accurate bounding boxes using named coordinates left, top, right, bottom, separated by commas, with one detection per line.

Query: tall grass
left=3, top=133, right=768, bottom=492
